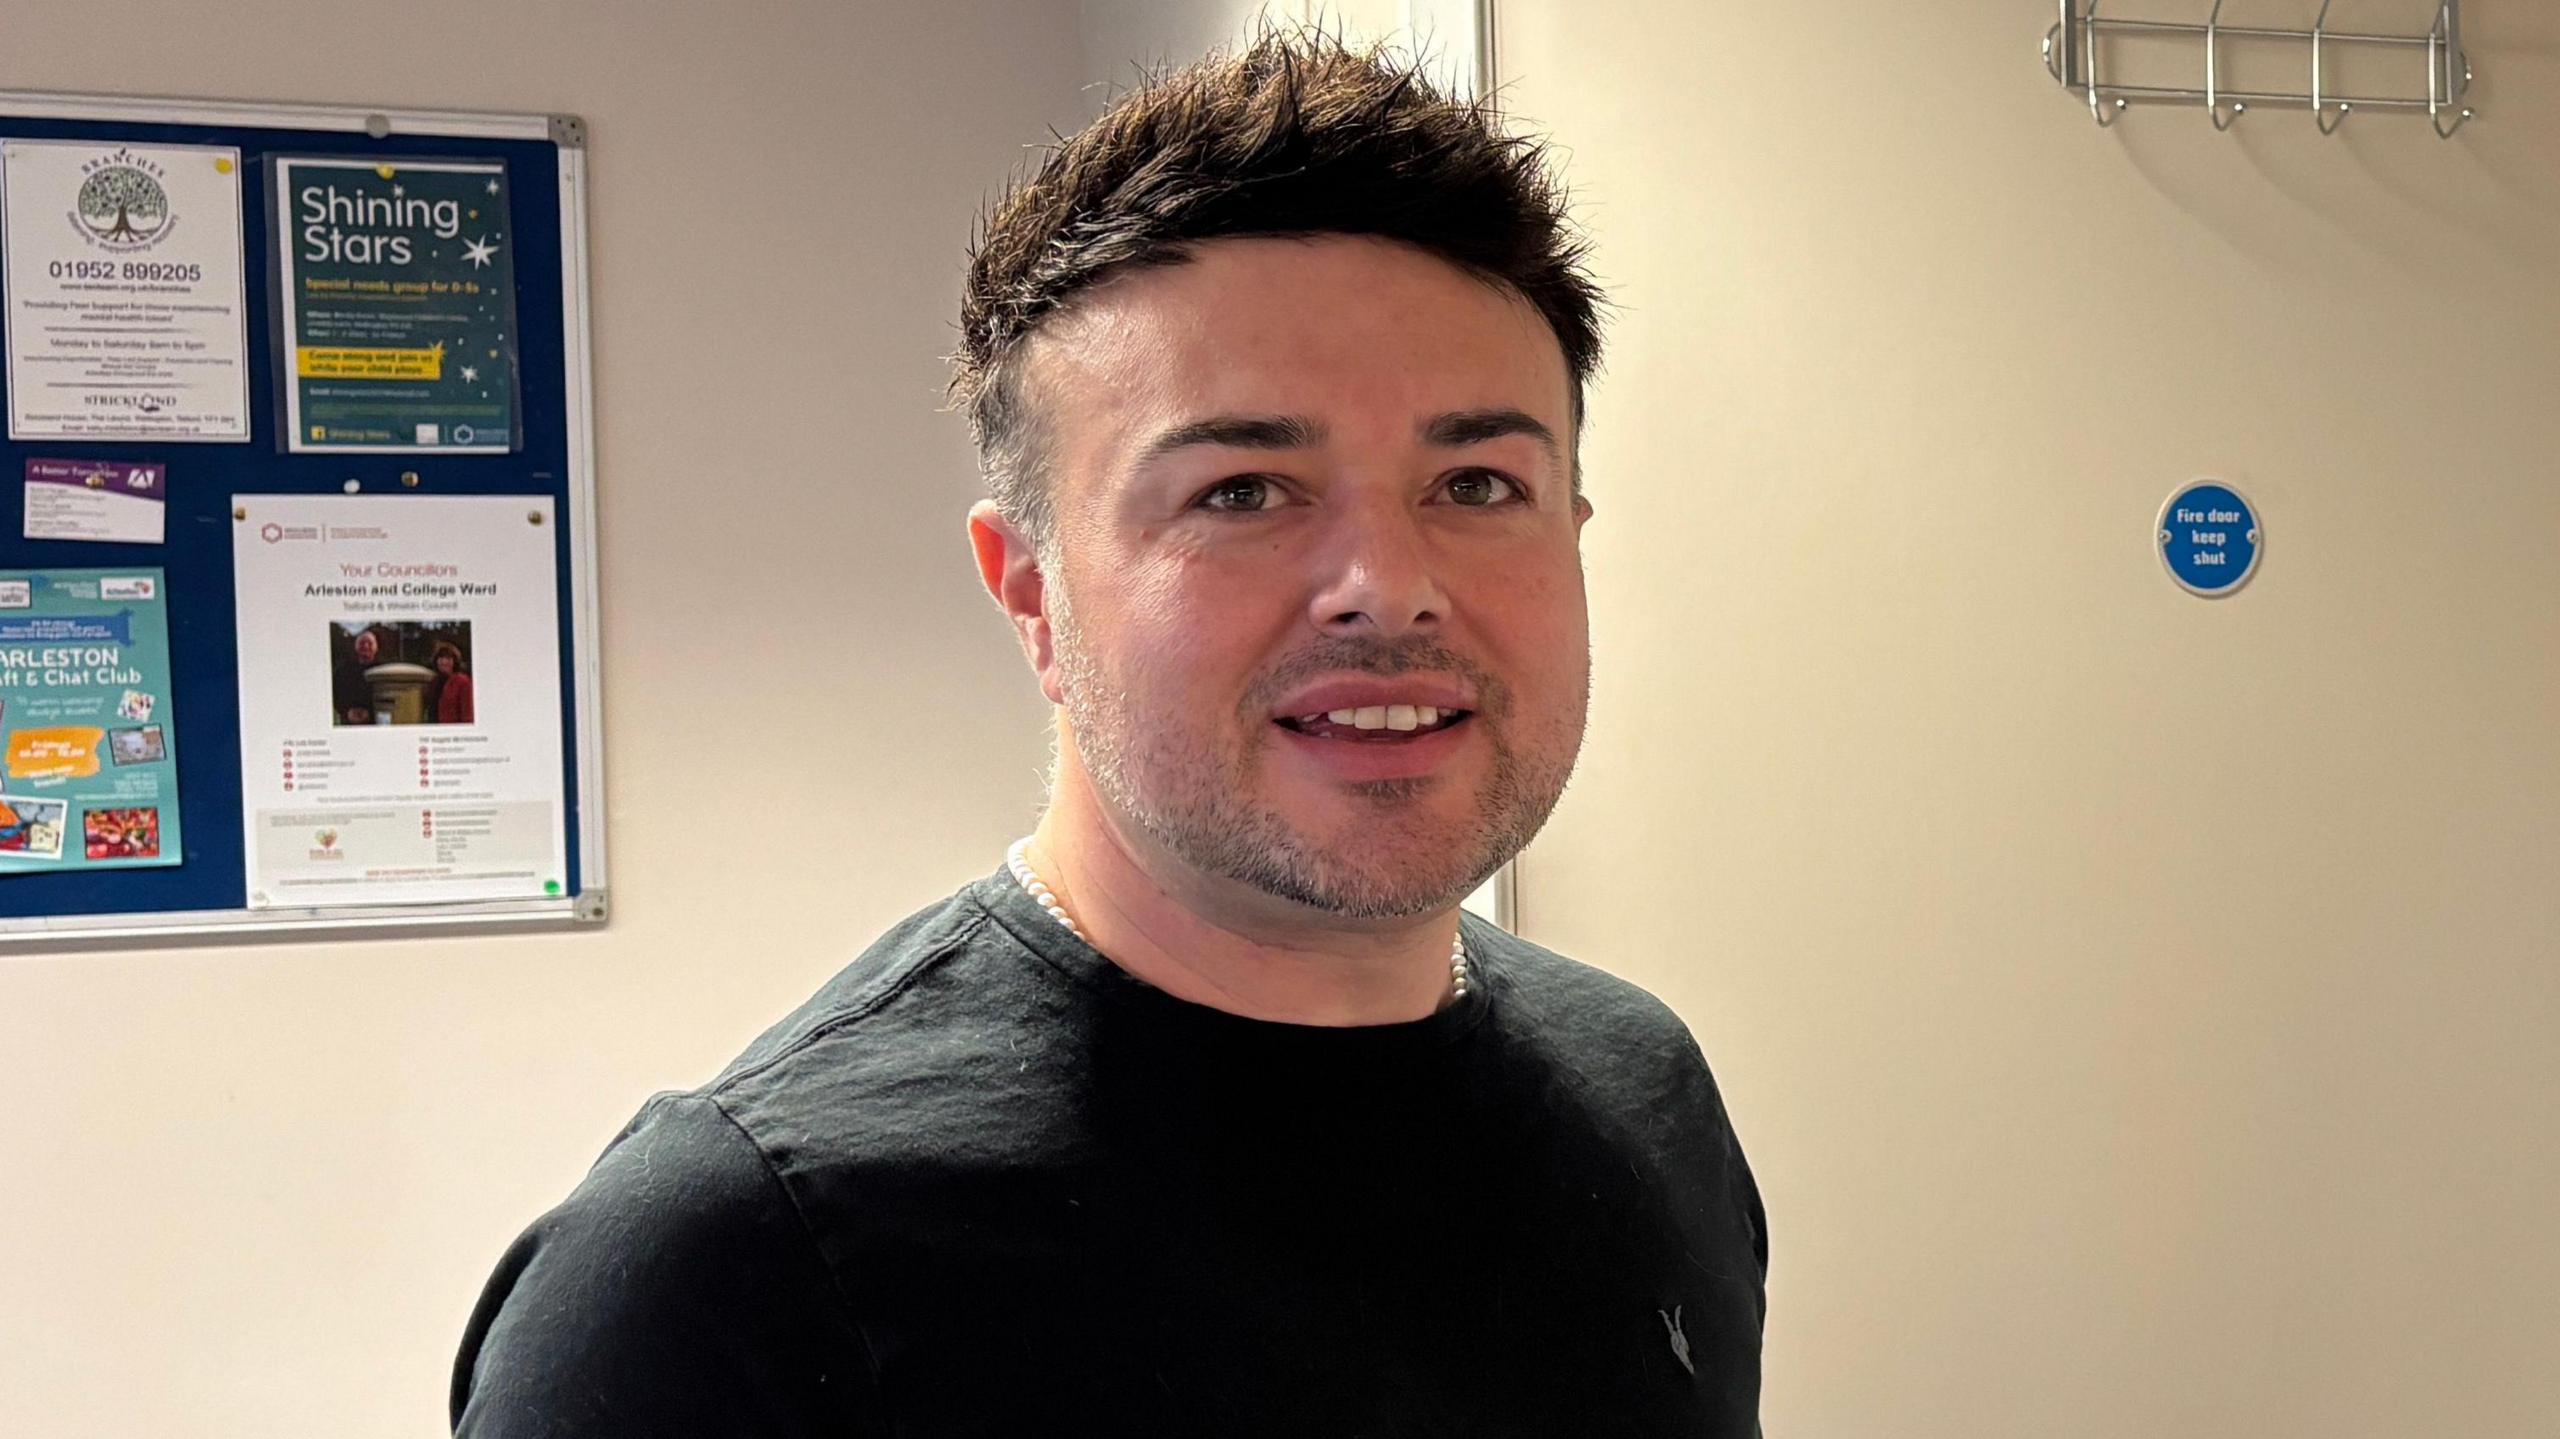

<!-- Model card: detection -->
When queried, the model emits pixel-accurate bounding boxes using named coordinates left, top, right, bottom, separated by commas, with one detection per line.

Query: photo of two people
left=329, top=621, right=476, bottom=727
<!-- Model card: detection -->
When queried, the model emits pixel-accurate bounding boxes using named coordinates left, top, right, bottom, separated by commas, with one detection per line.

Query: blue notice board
left=0, top=93, right=603, bottom=946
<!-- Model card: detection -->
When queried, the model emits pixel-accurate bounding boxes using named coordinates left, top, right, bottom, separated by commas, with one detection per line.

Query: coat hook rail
left=2044, top=0, right=2474, bottom=135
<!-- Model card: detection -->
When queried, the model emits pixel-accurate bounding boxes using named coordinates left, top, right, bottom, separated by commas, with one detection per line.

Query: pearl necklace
left=1005, top=838, right=1471, bottom=1003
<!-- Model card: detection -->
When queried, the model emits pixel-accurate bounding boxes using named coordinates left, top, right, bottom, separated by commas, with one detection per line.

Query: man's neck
left=1025, top=782, right=1463, bottom=1027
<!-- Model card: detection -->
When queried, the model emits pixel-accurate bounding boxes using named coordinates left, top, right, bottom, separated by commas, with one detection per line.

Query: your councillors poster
left=232, top=495, right=564, bottom=908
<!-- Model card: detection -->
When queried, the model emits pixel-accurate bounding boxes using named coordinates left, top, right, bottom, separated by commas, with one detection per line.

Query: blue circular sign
left=2157, top=481, right=2262, bottom=597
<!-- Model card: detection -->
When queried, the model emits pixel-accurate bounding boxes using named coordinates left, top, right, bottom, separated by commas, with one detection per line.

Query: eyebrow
left=1132, top=407, right=1562, bottom=471
left=1421, top=408, right=1561, bottom=466
left=1136, top=414, right=1325, bottom=469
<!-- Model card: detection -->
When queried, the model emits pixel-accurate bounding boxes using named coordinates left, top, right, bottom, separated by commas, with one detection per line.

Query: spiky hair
left=951, top=28, right=1604, bottom=544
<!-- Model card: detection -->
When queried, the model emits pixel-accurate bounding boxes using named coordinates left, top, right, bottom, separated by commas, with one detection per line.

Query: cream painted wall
left=1079, top=0, right=1421, bottom=92
left=10, top=1, right=2547, bottom=1434
left=1084, top=0, right=1275, bottom=92
left=1499, top=1, right=2559, bottom=1434
left=0, top=3, right=1081, bottom=1435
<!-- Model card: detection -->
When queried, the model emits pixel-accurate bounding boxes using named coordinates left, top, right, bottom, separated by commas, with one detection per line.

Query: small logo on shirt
left=1660, top=1304, right=1695, bottom=1376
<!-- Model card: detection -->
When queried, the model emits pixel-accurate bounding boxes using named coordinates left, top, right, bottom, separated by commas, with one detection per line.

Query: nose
left=1305, top=502, right=1450, bottom=639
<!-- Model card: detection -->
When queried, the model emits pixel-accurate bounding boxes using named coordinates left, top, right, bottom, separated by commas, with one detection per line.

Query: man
left=335, top=626, right=379, bottom=726
left=454, top=32, right=1765, bottom=1437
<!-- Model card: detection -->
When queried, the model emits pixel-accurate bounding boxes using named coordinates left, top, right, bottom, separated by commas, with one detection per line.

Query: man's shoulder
left=451, top=1089, right=874, bottom=1433
left=691, top=873, right=1085, bottom=1171
left=709, top=876, right=1012, bottom=1079
left=1469, top=915, right=1703, bottom=1053
left=1466, top=917, right=1746, bottom=1141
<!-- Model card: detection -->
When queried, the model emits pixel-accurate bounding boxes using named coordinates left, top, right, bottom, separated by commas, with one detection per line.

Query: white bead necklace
left=1005, top=837, right=1471, bottom=1004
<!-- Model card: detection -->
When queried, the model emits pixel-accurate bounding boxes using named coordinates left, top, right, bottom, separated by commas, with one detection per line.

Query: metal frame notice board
left=0, top=91, right=604, bottom=947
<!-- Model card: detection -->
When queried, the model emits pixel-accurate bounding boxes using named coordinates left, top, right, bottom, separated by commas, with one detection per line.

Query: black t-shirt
left=452, top=871, right=1766, bottom=1436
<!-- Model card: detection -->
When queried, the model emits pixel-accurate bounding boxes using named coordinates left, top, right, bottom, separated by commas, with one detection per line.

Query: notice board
left=0, top=91, right=603, bottom=946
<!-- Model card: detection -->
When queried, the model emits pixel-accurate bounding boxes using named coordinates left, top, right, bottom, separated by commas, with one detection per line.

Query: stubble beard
left=1049, top=596, right=1586, bottom=920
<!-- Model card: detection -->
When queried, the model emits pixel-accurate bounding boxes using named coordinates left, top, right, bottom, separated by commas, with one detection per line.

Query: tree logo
left=73, top=151, right=172, bottom=250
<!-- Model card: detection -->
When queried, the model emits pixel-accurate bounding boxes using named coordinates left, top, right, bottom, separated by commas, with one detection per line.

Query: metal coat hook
left=2084, top=0, right=2126, bottom=126
left=2205, top=0, right=2247, bottom=130
left=2428, top=1, right=2473, bottom=139
left=2312, top=1, right=2350, bottom=133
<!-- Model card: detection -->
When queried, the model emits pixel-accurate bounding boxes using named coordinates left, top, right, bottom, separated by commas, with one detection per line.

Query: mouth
left=1273, top=705, right=1474, bottom=742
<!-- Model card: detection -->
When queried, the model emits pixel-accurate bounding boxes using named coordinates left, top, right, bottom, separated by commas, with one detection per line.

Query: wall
left=11, top=2, right=2549, bottom=1435
left=1497, top=1, right=2559, bottom=1434
left=1082, top=0, right=1421, bottom=100
left=0, top=3, right=1082, bottom=1435
left=1083, top=0, right=1274, bottom=94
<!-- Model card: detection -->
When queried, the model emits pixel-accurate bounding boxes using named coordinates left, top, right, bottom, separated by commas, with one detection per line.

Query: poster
left=0, top=568, right=182, bottom=872
left=22, top=457, right=167, bottom=544
left=232, top=495, right=565, bottom=907
left=1, top=140, right=251, bottom=441
left=271, top=156, right=518, bottom=453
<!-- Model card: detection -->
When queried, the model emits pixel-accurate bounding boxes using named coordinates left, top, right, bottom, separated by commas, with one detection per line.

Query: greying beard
left=1050, top=596, right=1578, bottom=919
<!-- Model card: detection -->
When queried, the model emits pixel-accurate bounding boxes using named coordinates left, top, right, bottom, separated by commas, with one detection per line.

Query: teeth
left=1294, top=705, right=1460, bottom=731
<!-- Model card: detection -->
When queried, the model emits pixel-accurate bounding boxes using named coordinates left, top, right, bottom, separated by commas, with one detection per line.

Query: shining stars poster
left=270, top=156, right=520, bottom=454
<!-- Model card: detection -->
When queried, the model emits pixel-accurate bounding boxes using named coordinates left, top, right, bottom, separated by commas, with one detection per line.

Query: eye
left=1440, top=469, right=1525, bottom=507
left=1195, top=475, right=1286, bottom=513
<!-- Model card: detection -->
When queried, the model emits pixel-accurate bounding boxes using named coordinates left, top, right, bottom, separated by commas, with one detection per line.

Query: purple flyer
left=22, top=458, right=167, bottom=544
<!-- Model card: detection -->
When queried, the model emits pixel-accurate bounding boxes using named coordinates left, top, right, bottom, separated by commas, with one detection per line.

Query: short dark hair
left=952, top=28, right=1604, bottom=547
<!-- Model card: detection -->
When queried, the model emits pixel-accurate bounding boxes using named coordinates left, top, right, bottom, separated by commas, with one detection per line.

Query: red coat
left=437, top=670, right=475, bottom=725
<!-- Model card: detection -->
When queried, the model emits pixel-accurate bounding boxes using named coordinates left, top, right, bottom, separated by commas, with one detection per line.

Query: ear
left=1573, top=492, right=1594, bottom=530
left=968, top=500, right=1063, bottom=705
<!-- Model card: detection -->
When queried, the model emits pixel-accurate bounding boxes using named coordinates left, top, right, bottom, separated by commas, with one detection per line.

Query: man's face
left=353, top=632, right=377, bottom=664
left=1022, top=235, right=1593, bottom=919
